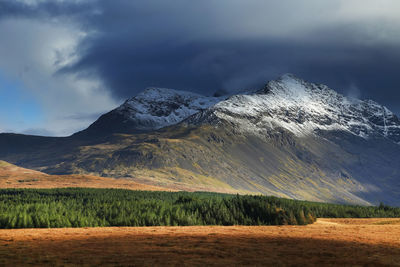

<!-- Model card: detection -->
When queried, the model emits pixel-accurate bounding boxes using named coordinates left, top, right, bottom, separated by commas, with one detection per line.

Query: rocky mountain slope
left=1, top=74, right=400, bottom=205
left=75, top=87, right=224, bottom=136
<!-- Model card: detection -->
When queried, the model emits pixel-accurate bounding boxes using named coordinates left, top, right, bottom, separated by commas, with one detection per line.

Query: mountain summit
left=2, top=74, right=400, bottom=205
left=187, top=74, right=400, bottom=144
left=77, top=87, right=224, bottom=136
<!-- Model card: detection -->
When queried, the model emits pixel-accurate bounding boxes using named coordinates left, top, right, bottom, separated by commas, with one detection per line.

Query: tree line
left=0, top=188, right=398, bottom=228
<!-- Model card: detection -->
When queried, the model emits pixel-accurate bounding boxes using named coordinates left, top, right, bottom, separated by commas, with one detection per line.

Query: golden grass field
left=0, top=218, right=399, bottom=266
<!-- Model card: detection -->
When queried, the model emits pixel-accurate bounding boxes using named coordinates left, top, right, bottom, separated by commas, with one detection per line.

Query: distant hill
left=1, top=74, right=400, bottom=205
left=0, top=160, right=170, bottom=191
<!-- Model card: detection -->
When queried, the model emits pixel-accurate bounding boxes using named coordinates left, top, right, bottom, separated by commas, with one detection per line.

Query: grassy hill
left=0, top=160, right=169, bottom=191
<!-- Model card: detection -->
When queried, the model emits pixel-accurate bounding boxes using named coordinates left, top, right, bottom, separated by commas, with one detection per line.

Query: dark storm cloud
left=2, top=0, right=400, bottom=114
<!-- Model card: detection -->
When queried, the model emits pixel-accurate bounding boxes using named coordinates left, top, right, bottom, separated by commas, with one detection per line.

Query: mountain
left=75, top=87, right=224, bottom=136
left=1, top=74, right=400, bottom=205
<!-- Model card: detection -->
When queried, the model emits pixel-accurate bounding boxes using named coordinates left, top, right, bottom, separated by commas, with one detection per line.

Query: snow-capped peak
left=89, top=75, right=400, bottom=143
left=191, top=74, right=400, bottom=143
left=114, top=87, right=224, bottom=131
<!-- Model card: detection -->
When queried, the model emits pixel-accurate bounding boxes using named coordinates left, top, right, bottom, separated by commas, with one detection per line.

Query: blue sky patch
left=0, top=70, right=44, bottom=132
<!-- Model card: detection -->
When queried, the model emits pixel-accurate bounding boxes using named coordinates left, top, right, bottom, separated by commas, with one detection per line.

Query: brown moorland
left=0, top=218, right=400, bottom=266
left=0, top=160, right=171, bottom=191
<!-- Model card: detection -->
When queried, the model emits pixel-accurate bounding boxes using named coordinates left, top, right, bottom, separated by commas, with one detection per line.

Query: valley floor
left=0, top=219, right=400, bottom=266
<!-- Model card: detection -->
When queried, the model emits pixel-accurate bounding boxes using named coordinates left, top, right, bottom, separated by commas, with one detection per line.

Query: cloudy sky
left=1, top=0, right=400, bottom=136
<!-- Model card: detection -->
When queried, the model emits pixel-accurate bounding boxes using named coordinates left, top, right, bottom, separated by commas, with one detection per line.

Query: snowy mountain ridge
left=114, top=87, right=224, bottom=131
left=188, top=74, right=400, bottom=144
left=110, top=74, right=400, bottom=144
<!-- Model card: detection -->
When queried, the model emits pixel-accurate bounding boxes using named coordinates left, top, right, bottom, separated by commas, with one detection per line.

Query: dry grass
left=0, top=219, right=400, bottom=266
left=0, top=160, right=171, bottom=191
